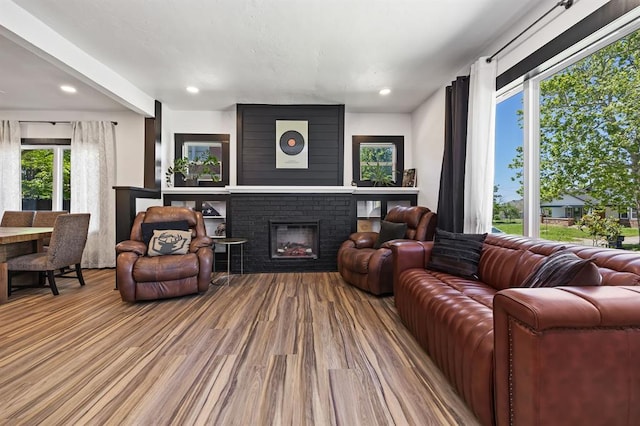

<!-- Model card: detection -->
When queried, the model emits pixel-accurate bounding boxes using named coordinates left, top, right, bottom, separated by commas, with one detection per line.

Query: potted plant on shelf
left=363, top=162, right=397, bottom=187
left=165, top=154, right=221, bottom=187
left=198, top=154, right=221, bottom=186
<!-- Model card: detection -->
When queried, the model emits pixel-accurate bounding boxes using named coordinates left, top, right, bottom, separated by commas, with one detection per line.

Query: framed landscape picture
left=402, top=168, right=416, bottom=187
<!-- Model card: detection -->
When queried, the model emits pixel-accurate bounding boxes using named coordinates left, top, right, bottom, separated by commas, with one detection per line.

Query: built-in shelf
left=164, top=185, right=419, bottom=195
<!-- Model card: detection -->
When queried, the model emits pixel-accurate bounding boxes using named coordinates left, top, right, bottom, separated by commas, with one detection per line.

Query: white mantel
left=163, top=186, right=419, bottom=195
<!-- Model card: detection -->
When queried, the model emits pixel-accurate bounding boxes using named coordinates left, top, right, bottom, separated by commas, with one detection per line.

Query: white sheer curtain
left=71, top=121, right=116, bottom=268
left=0, top=121, right=22, bottom=213
left=464, top=57, right=497, bottom=234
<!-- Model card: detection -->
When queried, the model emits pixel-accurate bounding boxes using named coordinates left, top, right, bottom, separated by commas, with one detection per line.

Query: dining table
left=0, top=226, right=53, bottom=303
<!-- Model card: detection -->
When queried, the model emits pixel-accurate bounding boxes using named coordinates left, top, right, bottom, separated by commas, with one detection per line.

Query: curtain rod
left=19, top=120, right=118, bottom=126
left=486, top=0, right=574, bottom=63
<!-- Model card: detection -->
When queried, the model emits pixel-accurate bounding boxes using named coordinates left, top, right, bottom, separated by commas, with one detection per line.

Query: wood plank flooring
left=0, top=270, right=479, bottom=425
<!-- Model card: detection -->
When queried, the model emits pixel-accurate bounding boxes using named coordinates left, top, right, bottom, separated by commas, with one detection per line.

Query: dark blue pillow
left=427, top=228, right=487, bottom=280
left=141, top=220, right=190, bottom=246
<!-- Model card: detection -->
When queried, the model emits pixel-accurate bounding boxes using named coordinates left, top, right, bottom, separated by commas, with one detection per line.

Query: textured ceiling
left=1, top=0, right=546, bottom=113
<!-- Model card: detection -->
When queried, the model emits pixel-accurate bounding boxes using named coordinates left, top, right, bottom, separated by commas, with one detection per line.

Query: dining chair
left=32, top=211, right=68, bottom=247
left=0, top=211, right=35, bottom=227
left=7, top=213, right=90, bottom=296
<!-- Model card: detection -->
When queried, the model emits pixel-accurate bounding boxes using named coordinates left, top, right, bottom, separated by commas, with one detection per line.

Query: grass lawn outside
left=493, top=219, right=640, bottom=245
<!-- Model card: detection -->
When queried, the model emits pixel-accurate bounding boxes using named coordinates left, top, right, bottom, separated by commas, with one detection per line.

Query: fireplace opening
left=269, top=220, right=319, bottom=259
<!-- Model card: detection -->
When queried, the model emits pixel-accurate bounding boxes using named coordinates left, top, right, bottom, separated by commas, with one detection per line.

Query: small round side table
left=214, top=237, right=248, bottom=285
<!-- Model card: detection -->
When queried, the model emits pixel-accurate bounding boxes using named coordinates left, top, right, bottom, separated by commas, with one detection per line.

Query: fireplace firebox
left=269, top=220, right=319, bottom=259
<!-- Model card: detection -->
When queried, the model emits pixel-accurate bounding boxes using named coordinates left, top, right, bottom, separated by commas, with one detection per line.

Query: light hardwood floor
left=0, top=270, right=479, bottom=425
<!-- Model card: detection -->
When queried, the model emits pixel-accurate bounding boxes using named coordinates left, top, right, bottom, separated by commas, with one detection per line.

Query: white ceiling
left=1, top=0, right=546, bottom=114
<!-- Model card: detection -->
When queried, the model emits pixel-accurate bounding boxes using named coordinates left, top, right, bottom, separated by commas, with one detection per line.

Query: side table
left=213, top=237, right=248, bottom=285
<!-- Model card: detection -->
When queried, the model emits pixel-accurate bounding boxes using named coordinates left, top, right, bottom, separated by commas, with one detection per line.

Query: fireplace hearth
left=270, top=220, right=319, bottom=259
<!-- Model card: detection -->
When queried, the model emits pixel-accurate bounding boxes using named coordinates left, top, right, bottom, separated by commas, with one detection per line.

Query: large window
left=496, top=21, right=640, bottom=250
left=21, top=139, right=71, bottom=211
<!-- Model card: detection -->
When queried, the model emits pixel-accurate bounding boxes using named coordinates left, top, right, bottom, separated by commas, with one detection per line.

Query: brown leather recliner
left=115, top=206, right=213, bottom=302
left=337, top=206, right=436, bottom=295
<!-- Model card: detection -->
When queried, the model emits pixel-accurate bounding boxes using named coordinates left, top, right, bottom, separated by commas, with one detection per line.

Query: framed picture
left=402, top=169, right=416, bottom=187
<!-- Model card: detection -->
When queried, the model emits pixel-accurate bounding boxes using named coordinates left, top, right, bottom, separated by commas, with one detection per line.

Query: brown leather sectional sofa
left=391, top=234, right=640, bottom=426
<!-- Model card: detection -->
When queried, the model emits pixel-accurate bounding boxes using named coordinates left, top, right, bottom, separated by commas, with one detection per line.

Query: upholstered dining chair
left=7, top=213, right=90, bottom=296
left=32, top=211, right=68, bottom=247
left=1, top=211, right=34, bottom=227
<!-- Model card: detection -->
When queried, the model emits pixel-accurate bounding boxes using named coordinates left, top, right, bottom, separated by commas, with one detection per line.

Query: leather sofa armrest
left=493, top=286, right=640, bottom=426
left=389, top=240, right=433, bottom=276
left=115, top=240, right=147, bottom=256
left=348, top=231, right=378, bottom=248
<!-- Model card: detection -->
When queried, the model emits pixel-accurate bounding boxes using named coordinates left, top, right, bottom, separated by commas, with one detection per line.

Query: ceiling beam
left=0, top=0, right=155, bottom=116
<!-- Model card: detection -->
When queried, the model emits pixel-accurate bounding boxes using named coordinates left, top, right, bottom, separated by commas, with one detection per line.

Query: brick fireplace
left=229, top=189, right=351, bottom=273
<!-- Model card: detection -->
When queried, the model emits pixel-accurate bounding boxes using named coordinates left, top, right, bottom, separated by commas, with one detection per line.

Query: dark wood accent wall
left=144, top=100, right=162, bottom=189
left=237, top=104, right=345, bottom=186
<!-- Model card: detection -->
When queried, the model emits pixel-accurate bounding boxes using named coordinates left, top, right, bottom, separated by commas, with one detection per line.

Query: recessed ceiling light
left=186, top=86, right=200, bottom=94
left=60, top=85, right=77, bottom=93
left=379, top=88, right=391, bottom=96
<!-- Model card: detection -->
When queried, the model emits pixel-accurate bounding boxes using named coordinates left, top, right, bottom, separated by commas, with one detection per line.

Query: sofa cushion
left=147, top=229, right=192, bottom=256
left=427, top=229, right=487, bottom=280
left=373, top=220, right=407, bottom=249
left=521, top=250, right=602, bottom=288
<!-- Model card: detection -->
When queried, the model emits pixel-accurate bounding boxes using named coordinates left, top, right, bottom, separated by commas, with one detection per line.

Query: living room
left=2, top=1, right=640, bottom=425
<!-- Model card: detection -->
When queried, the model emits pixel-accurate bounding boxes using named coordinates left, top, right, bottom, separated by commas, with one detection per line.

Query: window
left=21, top=139, right=70, bottom=211
left=352, top=136, right=404, bottom=187
left=173, top=133, right=229, bottom=187
left=182, top=141, right=223, bottom=183
left=496, top=19, right=640, bottom=249
left=493, top=90, right=523, bottom=236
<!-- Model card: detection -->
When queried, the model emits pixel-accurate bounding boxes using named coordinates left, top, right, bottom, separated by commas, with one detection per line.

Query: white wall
left=344, top=113, right=412, bottom=185
left=411, top=91, right=445, bottom=209
left=161, top=106, right=237, bottom=188
left=1, top=110, right=145, bottom=186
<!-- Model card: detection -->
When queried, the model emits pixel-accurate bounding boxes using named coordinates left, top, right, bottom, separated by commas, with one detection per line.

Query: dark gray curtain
left=437, top=76, right=470, bottom=233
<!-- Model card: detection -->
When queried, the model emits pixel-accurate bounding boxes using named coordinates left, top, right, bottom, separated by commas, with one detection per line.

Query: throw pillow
left=147, top=229, right=192, bottom=257
left=141, top=220, right=190, bottom=246
left=427, top=228, right=487, bottom=280
left=521, top=250, right=602, bottom=288
left=373, top=220, right=408, bottom=249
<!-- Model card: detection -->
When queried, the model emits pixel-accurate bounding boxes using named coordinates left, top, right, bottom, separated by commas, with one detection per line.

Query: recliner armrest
left=190, top=235, right=213, bottom=252
left=115, top=240, right=147, bottom=256
left=348, top=231, right=378, bottom=248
